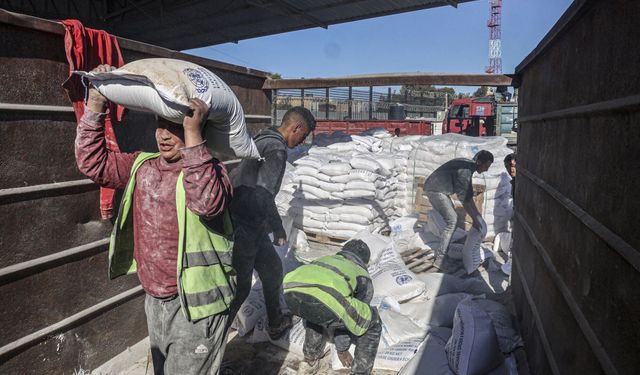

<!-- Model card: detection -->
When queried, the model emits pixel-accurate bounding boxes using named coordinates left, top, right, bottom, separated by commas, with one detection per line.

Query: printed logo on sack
left=195, top=344, right=209, bottom=354
left=184, top=68, right=209, bottom=93
left=396, top=275, right=412, bottom=285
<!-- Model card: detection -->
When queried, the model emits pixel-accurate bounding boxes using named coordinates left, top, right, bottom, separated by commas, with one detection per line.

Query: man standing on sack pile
left=283, top=239, right=381, bottom=375
left=227, top=107, right=315, bottom=339
left=76, top=65, right=235, bottom=375
left=424, top=150, right=494, bottom=272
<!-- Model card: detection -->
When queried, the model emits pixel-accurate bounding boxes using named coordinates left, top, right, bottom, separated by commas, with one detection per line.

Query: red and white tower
left=486, top=0, right=503, bottom=74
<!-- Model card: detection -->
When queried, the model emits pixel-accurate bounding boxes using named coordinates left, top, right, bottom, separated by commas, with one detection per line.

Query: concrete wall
left=0, top=11, right=270, bottom=374
left=512, top=1, right=640, bottom=374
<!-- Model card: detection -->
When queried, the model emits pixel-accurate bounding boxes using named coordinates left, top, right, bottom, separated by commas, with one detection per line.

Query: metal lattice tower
left=486, top=0, right=503, bottom=74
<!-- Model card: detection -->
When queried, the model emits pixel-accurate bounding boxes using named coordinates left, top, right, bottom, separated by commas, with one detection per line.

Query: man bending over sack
left=227, top=107, right=315, bottom=339
left=283, top=240, right=381, bottom=375
left=424, top=150, right=494, bottom=272
left=75, top=64, right=235, bottom=375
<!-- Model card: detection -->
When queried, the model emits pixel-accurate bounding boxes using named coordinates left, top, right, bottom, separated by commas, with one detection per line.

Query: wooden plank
left=302, top=229, right=348, bottom=246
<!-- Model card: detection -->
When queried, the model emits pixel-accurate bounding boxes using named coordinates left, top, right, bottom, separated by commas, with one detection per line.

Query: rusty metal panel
left=1, top=296, right=146, bottom=375
left=0, top=112, right=82, bottom=189
left=0, top=190, right=111, bottom=268
left=0, top=252, right=140, bottom=347
left=513, top=0, right=640, bottom=374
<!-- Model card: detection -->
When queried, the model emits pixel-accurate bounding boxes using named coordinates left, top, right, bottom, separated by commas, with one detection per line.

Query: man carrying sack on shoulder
left=75, top=64, right=235, bottom=375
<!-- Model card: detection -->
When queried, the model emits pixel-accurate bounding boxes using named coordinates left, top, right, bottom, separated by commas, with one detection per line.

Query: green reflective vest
left=283, top=254, right=373, bottom=336
left=108, top=152, right=235, bottom=321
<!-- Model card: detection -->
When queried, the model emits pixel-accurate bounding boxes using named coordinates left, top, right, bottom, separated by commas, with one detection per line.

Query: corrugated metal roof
left=2, top=0, right=476, bottom=50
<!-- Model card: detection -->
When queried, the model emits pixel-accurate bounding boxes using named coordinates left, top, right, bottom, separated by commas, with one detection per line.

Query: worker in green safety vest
left=283, top=240, right=381, bottom=375
left=75, top=64, right=236, bottom=375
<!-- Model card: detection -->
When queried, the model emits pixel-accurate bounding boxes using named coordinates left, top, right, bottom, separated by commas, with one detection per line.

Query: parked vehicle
left=443, top=96, right=517, bottom=145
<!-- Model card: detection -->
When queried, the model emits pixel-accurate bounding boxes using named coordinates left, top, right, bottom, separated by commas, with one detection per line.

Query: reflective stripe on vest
left=109, top=152, right=235, bottom=322
left=283, top=254, right=372, bottom=336
left=175, top=172, right=235, bottom=321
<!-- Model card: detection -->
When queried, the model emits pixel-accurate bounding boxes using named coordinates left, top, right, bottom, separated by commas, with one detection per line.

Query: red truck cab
left=444, top=97, right=496, bottom=136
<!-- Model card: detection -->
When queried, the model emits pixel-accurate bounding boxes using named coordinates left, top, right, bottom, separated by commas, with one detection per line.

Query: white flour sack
left=331, top=338, right=425, bottom=372
left=75, top=58, right=259, bottom=159
left=398, top=327, right=455, bottom=375
left=369, top=248, right=425, bottom=302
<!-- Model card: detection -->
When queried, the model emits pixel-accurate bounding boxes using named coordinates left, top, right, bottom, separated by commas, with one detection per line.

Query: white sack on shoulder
left=76, top=58, right=258, bottom=159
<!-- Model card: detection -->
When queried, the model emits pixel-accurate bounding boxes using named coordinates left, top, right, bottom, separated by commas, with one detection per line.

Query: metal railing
left=273, top=87, right=447, bottom=124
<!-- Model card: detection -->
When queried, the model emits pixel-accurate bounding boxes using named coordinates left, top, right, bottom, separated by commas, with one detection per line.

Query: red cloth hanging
left=61, top=19, right=125, bottom=220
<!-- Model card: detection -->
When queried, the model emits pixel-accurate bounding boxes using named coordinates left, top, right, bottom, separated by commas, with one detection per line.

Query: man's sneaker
left=297, top=359, right=327, bottom=375
left=268, top=314, right=293, bottom=340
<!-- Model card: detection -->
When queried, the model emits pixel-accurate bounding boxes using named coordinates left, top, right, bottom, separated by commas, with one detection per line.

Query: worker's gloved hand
left=87, top=64, right=116, bottom=112
left=273, top=227, right=287, bottom=246
left=337, top=351, right=353, bottom=368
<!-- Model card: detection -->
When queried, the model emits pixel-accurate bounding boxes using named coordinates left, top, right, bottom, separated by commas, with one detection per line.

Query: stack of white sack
left=275, top=136, right=415, bottom=238
left=74, top=58, right=259, bottom=159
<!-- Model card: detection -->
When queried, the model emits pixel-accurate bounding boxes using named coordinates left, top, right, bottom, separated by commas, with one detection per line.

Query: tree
left=472, top=86, right=489, bottom=97
left=400, top=85, right=458, bottom=98
left=270, top=73, right=282, bottom=80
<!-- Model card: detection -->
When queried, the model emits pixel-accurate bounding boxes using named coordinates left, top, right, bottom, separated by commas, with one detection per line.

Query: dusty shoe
left=268, top=314, right=293, bottom=340
left=297, top=359, right=328, bottom=375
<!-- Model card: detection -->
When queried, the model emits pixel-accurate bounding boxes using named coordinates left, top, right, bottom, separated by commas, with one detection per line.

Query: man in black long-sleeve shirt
left=228, top=106, right=316, bottom=339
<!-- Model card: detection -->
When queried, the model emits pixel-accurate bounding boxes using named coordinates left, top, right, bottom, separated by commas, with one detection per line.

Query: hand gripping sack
left=75, top=58, right=259, bottom=159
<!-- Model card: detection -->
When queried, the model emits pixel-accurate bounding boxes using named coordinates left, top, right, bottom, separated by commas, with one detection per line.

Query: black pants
left=228, top=220, right=284, bottom=329
left=285, top=292, right=382, bottom=375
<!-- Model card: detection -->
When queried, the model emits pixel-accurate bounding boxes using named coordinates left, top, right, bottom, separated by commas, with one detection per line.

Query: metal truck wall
left=0, top=11, right=270, bottom=374
left=512, top=1, right=640, bottom=374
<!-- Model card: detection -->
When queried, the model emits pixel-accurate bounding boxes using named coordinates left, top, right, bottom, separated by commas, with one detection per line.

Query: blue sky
left=186, top=0, right=572, bottom=93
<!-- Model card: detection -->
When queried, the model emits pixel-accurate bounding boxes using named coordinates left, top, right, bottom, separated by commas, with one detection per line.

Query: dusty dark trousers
left=228, top=220, right=284, bottom=328
left=285, top=292, right=382, bottom=375
left=144, top=294, right=229, bottom=375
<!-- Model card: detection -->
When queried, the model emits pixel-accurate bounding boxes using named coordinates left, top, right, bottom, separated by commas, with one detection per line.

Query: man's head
left=473, top=150, right=494, bottom=174
left=504, top=153, right=516, bottom=178
left=279, top=107, right=316, bottom=148
left=156, top=117, right=186, bottom=163
left=341, top=239, right=371, bottom=265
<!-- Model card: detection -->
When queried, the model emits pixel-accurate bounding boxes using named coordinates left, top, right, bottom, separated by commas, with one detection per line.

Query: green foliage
left=472, top=86, right=489, bottom=97
left=400, top=84, right=461, bottom=98
left=270, top=73, right=282, bottom=80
